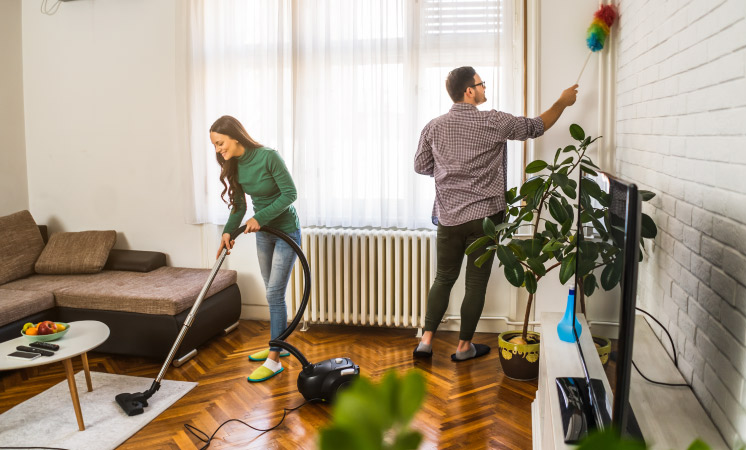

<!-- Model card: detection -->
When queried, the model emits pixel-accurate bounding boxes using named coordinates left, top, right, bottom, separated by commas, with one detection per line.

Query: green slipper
left=248, top=365, right=284, bottom=382
left=248, top=349, right=291, bottom=361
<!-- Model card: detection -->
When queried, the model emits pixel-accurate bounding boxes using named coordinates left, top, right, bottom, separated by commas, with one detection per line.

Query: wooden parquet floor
left=0, top=321, right=537, bottom=449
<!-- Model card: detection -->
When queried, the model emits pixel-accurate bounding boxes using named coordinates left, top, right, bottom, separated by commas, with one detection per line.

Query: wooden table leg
left=62, top=358, right=85, bottom=431
left=81, top=352, right=92, bottom=392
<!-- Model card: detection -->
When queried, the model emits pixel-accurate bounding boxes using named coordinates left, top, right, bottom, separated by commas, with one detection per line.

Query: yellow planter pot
left=497, top=331, right=541, bottom=381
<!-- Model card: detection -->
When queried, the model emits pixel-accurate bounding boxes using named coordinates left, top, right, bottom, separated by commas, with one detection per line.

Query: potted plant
left=465, top=124, right=657, bottom=380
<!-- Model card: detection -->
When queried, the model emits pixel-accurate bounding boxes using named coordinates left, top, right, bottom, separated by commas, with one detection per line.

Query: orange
left=26, top=327, right=38, bottom=336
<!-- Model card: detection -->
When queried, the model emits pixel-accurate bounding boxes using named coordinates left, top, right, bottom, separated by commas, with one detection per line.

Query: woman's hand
left=217, top=233, right=234, bottom=259
left=244, top=217, right=261, bottom=233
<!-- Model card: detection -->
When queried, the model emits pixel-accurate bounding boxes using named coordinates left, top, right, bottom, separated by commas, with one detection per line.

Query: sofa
left=0, top=210, right=241, bottom=366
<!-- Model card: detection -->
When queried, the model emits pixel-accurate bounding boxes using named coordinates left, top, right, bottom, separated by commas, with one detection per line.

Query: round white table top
left=0, top=320, right=110, bottom=371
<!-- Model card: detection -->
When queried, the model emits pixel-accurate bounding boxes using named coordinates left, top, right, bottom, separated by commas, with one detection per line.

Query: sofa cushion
left=35, top=230, right=117, bottom=275
left=0, top=267, right=238, bottom=316
left=0, top=289, right=55, bottom=328
left=0, top=210, right=46, bottom=285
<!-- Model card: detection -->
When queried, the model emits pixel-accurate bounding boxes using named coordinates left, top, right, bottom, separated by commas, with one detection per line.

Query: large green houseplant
left=466, top=124, right=657, bottom=379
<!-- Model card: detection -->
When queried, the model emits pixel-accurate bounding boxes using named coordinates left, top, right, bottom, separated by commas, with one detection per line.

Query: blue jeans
left=255, top=228, right=301, bottom=353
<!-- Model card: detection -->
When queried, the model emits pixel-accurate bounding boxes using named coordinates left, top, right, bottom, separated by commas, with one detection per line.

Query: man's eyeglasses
left=468, top=81, right=486, bottom=90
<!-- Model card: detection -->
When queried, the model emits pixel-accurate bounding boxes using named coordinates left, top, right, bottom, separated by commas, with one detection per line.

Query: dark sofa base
left=1, top=284, right=241, bottom=363
left=57, top=284, right=241, bottom=361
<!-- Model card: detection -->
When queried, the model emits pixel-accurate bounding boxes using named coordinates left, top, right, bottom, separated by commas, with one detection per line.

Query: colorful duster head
left=586, top=4, right=617, bottom=52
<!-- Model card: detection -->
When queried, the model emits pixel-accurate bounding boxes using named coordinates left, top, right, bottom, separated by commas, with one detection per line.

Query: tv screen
left=556, top=169, right=644, bottom=443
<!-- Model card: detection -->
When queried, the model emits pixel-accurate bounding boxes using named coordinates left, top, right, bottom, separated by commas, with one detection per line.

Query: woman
left=211, top=115, right=301, bottom=383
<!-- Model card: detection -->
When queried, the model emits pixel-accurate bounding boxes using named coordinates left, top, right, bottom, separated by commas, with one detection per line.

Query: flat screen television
left=555, top=169, right=644, bottom=443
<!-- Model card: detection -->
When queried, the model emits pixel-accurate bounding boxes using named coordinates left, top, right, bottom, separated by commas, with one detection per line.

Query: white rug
left=0, top=371, right=197, bottom=450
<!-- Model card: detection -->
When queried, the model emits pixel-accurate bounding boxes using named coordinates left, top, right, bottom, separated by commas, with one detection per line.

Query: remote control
left=16, top=345, right=54, bottom=357
left=29, top=341, right=60, bottom=351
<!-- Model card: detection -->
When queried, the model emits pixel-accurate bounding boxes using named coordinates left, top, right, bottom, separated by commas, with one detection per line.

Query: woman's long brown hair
left=209, top=115, right=263, bottom=211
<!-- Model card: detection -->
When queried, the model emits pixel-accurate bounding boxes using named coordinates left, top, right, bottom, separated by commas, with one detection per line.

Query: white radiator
left=287, top=228, right=437, bottom=328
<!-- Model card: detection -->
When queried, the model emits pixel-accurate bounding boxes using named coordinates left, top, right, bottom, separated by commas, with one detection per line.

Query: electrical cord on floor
left=632, top=306, right=691, bottom=388
left=184, top=399, right=317, bottom=450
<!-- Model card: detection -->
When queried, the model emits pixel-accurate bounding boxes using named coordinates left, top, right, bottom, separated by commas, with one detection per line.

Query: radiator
left=287, top=228, right=437, bottom=328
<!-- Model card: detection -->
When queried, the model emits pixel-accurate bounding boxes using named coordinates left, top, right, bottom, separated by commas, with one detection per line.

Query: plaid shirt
left=415, top=103, right=545, bottom=226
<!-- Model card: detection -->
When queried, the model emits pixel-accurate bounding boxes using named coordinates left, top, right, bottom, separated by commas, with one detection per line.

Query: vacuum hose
left=231, top=225, right=313, bottom=370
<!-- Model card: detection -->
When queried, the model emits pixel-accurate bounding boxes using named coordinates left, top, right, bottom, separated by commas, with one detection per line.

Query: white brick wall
left=616, top=0, right=746, bottom=447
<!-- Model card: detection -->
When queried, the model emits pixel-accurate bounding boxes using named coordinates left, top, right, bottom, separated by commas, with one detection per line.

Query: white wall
left=21, top=0, right=266, bottom=319
left=0, top=0, right=29, bottom=215
left=616, top=0, right=746, bottom=446
left=533, top=0, right=607, bottom=320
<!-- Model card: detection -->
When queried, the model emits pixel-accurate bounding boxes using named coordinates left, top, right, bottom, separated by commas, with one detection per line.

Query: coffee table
left=0, top=320, right=110, bottom=431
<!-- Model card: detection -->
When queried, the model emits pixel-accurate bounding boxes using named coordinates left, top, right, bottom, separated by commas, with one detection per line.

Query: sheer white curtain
left=187, top=0, right=521, bottom=229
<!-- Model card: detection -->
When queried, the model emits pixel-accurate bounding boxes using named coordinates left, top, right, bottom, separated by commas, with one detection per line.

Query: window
left=187, top=0, right=522, bottom=229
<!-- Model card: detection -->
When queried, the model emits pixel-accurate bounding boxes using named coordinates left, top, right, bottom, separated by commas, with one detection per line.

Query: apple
left=41, top=321, right=57, bottom=332
left=37, top=322, right=53, bottom=335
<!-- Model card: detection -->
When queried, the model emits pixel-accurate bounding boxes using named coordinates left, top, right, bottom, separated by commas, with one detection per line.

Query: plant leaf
left=524, top=271, right=537, bottom=294
left=320, top=428, right=372, bottom=450
left=581, top=157, right=600, bottom=169
left=580, top=165, right=598, bottom=176
left=525, top=160, right=548, bottom=174
left=560, top=156, right=574, bottom=166
left=548, top=197, right=569, bottom=223
left=551, top=172, right=570, bottom=190
left=474, top=249, right=495, bottom=268
left=641, top=213, right=658, bottom=238
left=483, top=217, right=496, bottom=238
left=466, top=236, right=493, bottom=255
left=505, top=187, right=518, bottom=204
left=640, top=190, right=656, bottom=201
left=542, top=239, right=563, bottom=253
left=526, top=258, right=547, bottom=277
left=522, top=238, right=544, bottom=259
left=559, top=253, right=576, bottom=285
left=503, top=260, right=525, bottom=287
left=520, top=176, right=545, bottom=197
left=392, top=430, right=424, bottom=450
left=581, top=177, right=604, bottom=200
left=545, top=221, right=560, bottom=239
left=570, top=124, right=585, bottom=141
left=601, top=257, right=623, bottom=290
left=563, top=145, right=577, bottom=153
left=583, top=274, right=597, bottom=297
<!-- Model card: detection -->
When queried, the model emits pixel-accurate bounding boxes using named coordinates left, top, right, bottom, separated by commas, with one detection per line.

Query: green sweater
left=222, top=147, right=300, bottom=235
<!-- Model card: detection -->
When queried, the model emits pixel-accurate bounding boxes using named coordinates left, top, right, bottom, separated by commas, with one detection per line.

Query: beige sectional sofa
left=0, top=210, right=241, bottom=366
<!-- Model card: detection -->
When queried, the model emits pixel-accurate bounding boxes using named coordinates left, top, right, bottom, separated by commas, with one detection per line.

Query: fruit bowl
left=21, top=322, right=70, bottom=342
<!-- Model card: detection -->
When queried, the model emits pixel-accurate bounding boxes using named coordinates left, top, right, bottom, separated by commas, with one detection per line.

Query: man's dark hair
left=445, top=66, right=477, bottom=102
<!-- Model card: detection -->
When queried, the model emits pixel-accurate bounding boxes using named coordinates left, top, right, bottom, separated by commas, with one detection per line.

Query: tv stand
left=533, top=312, right=728, bottom=449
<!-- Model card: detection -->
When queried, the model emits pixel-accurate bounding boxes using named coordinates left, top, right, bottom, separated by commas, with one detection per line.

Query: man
left=413, top=66, right=578, bottom=361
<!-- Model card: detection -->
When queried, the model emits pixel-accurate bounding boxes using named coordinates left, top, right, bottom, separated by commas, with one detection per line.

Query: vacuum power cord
left=184, top=399, right=317, bottom=450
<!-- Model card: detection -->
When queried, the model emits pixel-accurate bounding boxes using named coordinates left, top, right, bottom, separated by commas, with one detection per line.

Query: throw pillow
left=35, top=230, right=117, bottom=274
left=0, top=210, right=45, bottom=284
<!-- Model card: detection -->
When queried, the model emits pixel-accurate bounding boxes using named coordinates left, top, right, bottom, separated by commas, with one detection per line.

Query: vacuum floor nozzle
left=115, top=391, right=149, bottom=416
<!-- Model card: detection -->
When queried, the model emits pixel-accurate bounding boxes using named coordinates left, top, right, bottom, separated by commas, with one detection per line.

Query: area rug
left=0, top=371, right=197, bottom=450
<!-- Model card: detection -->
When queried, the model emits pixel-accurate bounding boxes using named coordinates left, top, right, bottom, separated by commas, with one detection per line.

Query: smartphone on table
left=7, top=351, right=41, bottom=360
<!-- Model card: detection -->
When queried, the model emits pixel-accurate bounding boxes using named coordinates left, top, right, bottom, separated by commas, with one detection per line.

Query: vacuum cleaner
left=116, top=225, right=360, bottom=416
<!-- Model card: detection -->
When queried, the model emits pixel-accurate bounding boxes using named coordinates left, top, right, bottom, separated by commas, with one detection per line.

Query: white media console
left=533, top=312, right=728, bottom=449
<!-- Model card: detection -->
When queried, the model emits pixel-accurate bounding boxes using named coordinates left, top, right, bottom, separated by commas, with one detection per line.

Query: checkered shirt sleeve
left=414, top=103, right=544, bottom=226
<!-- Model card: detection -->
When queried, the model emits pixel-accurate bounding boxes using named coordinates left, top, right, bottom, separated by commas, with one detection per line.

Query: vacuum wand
left=116, top=234, right=234, bottom=416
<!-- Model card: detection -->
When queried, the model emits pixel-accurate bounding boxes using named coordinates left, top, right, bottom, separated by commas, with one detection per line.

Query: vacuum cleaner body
left=297, top=357, right=360, bottom=402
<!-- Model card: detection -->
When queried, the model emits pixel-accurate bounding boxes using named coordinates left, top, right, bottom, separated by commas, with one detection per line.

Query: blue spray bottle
left=557, top=288, right=582, bottom=342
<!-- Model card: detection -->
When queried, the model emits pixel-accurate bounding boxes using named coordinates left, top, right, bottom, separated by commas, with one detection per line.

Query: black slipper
left=451, top=343, right=490, bottom=362
left=413, top=345, right=433, bottom=358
